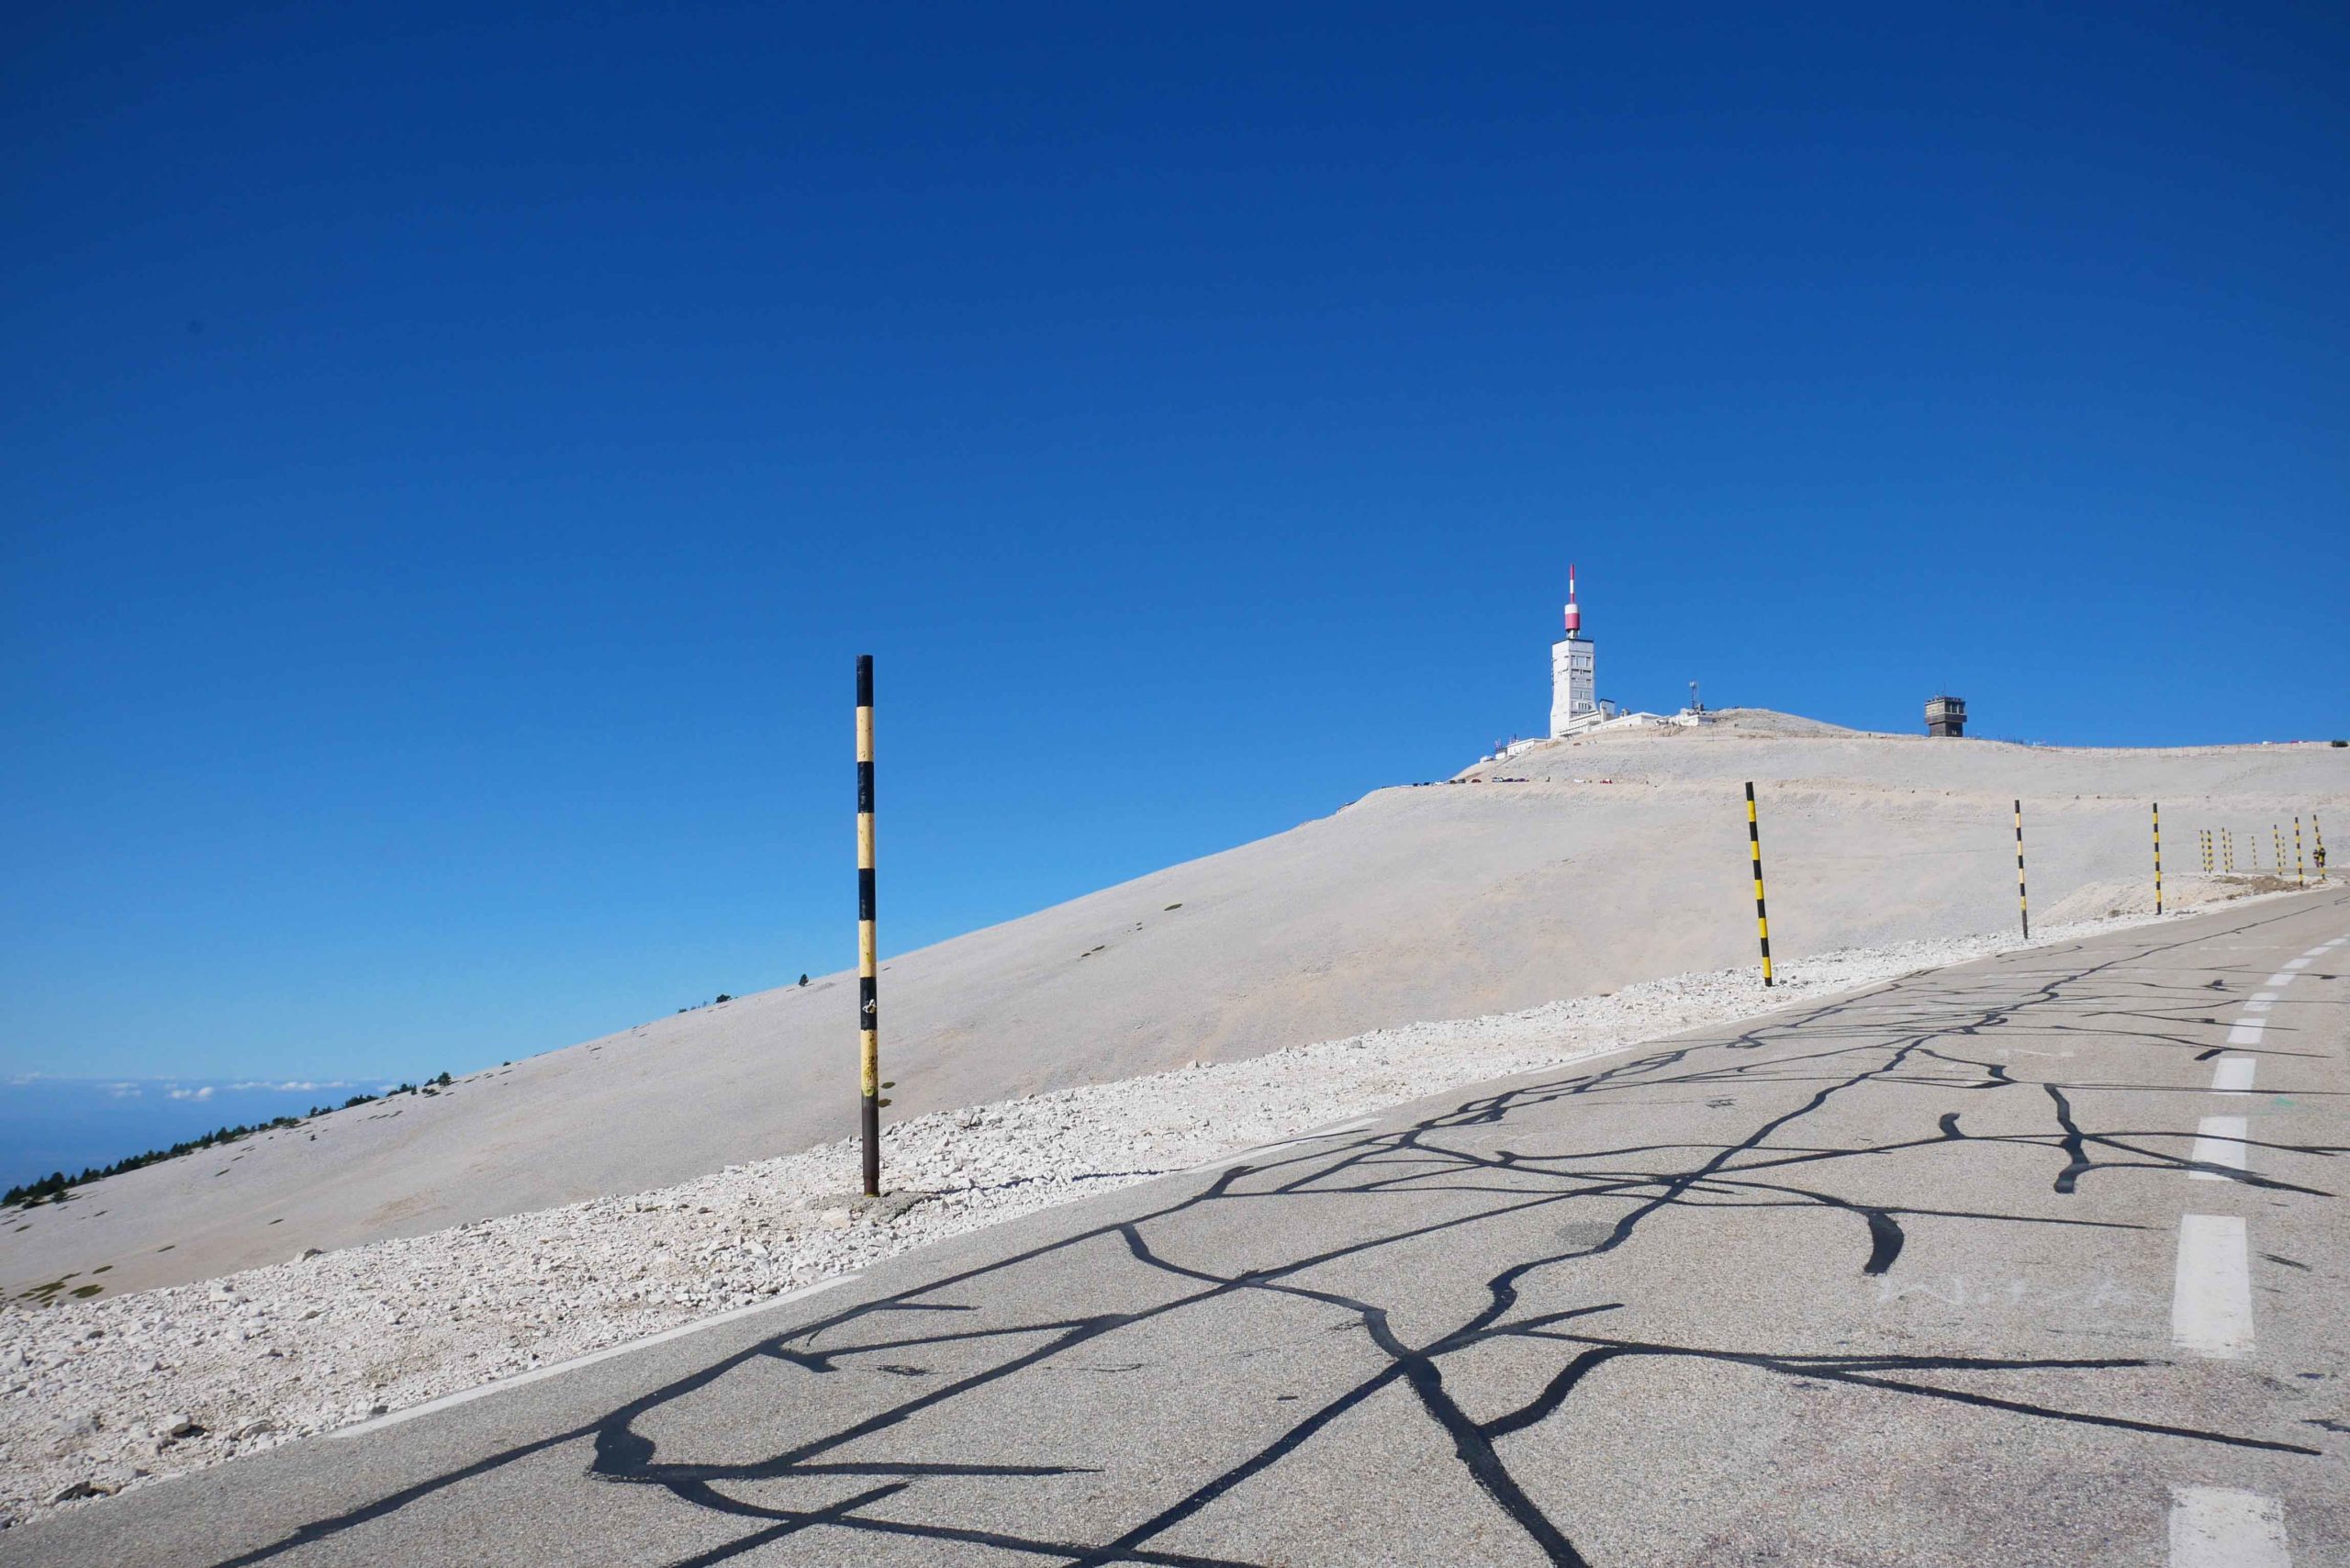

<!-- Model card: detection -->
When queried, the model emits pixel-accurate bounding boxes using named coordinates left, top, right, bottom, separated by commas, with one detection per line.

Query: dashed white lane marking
left=2283, top=958, right=2311, bottom=969
left=2211, top=1058, right=2257, bottom=1093
left=332, top=1273, right=861, bottom=1439
left=2227, top=1017, right=2267, bottom=1046
left=2169, top=1484, right=2290, bottom=1567
left=2190, top=1116, right=2251, bottom=1181
left=2244, top=996, right=2276, bottom=1014
left=2262, top=973, right=2297, bottom=988
left=2173, top=1215, right=2254, bottom=1359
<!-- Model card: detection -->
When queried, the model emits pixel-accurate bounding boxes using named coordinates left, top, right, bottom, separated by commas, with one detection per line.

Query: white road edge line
left=2189, top=1116, right=2251, bottom=1182
left=2169, top=1484, right=2290, bottom=1568
left=331, top=1272, right=861, bottom=1439
left=2211, top=1058, right=2256, bottom=1094
left=1185, top=1120, right=1380, bottom=1171
left=2173, top=1215, right=2254, bottom=1359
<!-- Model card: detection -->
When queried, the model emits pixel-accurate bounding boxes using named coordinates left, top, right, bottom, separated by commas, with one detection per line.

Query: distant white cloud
left=106, top=1082, right=142, bottom=1099
left=228, top=1081, right=347, bottom=1093
left=167, top=1086, right=217, bottom=1102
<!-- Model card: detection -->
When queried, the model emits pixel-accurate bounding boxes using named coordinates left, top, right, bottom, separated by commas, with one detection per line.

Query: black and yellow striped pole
left=2314, top=812, right=2326, bottom=879
left=2222, top=827, right=2234, bottom=874
left=855, top=655, right=881, bottom=1198
left=2274, top=824, right=2285, bottom=878
left=2152, top=801, right=2162, bottom=915
left=2201, top=829, right=2212, bottom=876
left=1745, top=781, right=1774, bottom=987
left=2294, top=815, right=2305, bottom=887
left=2013, top=799, right=2030, bottom=940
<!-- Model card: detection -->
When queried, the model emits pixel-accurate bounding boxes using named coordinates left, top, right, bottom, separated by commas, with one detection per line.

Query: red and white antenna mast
left=1562, top=563, right=1582, bottom=639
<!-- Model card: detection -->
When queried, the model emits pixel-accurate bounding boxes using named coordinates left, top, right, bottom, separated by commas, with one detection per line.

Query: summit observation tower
left=1549, top=565, right=1601, bottom=737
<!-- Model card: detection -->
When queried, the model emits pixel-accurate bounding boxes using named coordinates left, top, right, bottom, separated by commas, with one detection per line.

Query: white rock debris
left=0, top=903, right=2249, bottom=1526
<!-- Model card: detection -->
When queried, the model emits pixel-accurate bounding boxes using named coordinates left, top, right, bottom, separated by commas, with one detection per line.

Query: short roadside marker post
left=2294, top=815, right=2305, bottom=888
left=2013, top=799, right=2030, bottom=940
left=855, top=655, right=882, bottom=1198
left=2153, top=801, right=2163, bottom=915
left=1745, top=781, right=1774, bottom=987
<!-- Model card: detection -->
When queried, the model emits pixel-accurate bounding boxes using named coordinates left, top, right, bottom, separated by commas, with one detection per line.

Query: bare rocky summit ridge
left=4, top=713, right=2342, bottom=1302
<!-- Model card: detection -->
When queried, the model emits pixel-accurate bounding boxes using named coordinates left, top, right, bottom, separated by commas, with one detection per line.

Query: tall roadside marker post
left=856, top=655, right=881, bottom=1198
left=2222, top=827, right=2235, bottom=874
left=2274, top=824, right=2285, bottom=878
left=1744, top=782, right=1774, bottom=987
left=2013, top=800, right=2030, bottom=940
left=2315, top=812, right=2326, bottom=878
left=2152, top=802, right=2163, bottom=915
left=2295, top=815, right=2306, bottom=887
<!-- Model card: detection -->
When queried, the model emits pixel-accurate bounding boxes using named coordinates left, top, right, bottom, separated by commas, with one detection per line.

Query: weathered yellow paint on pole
left=856, top=655, right=880, bottom=1197
left=1745, top=781, right=1773, bottom=987
left=2014, top=800, right=2030, bottom=940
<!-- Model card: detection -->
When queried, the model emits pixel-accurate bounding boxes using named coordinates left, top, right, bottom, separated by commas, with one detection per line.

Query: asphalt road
left=9, top=891, right=2347, bottom=1567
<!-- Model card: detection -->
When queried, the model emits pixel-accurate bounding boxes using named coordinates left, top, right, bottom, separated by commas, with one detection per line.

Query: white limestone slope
left=4, top=714, right=2342, bottom=1306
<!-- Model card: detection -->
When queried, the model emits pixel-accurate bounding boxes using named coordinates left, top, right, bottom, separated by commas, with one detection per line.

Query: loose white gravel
left=0, top=896, right=2279, bottom=1527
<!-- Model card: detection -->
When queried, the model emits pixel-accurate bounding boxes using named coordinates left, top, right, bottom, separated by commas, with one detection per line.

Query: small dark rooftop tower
left=1925, top=695, right=1966, bottom=738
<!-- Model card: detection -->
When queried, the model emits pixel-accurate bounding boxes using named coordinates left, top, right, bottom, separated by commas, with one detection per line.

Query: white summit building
left=1489, top=566, right=1704, bottom=758
left=1549, top=564, right=1603, bottom=737
left=1479, top=566, right=1715, bottom=765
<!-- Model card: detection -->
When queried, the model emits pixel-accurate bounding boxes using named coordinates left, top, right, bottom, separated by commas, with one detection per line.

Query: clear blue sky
left=4, top=3, right=2344, bottom=1090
